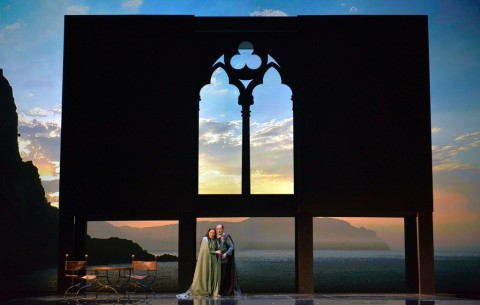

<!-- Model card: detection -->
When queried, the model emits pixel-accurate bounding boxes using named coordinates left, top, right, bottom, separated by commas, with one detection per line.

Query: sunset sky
left=1, top=0, right=479, bottom=251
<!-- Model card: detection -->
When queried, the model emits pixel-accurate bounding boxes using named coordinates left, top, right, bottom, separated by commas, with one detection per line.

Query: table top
left=91, top=266, right=133, bottom=271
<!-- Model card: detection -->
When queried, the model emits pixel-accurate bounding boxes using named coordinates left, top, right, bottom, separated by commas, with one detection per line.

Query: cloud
left=46, top=191, right=59, bottom=208
left=4, top=22, right=22, bottom=31
left=200, top=68, right=239, bottom=97
left=454, top=131, right=480, bottom=141
left=18, top=137, right=60, bottom=180
left=250, top=9, right=288, bottom=17
left=203, top=88, right=230, bottom=96
left=122, top=0, right=143, bottom=10
left=18, top=108, right=61, bottom=138
left=199, top=118, right=241, bottom=146
left=198, top=118, right=243, bottom=193
left=28, top=106, right=55, bottom=117
left=432, top=130, right=480, bottom=172
left=0, top=21, right=25, bottom=46
left=251, top=117, right=293, bottom=151
left=433, top=188, right=480, bottom=250
left=17, top=106, right=62, bottom=182
left=65, top=3, right=89, bottom=15
left=41, top=180, right=60, bottom=208
left=198, top=161, right=242, bottom=194
left=432, top=127, right=442, bottom=133
left=349, top=6, right=358, bottom=13
left=250, top=117, right=294, bottom=193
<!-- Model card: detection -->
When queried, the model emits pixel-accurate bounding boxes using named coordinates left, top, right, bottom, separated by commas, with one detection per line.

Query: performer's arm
left=224, top=235, right=234, bottom=256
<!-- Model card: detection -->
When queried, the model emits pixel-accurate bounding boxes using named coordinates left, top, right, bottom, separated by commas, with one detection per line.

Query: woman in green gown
left=177, top=228, right=221, bottom=298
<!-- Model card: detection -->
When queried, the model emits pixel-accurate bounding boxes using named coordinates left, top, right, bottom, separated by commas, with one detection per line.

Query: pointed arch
left=198, top=68, right=241, bottom=194
left=251, top=67, right=294, bottom=194
left=199, top=42, right=294, bottom=195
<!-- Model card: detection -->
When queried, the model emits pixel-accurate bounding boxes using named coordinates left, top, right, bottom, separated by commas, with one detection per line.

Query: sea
left=14, top=250, right=480, bottom=294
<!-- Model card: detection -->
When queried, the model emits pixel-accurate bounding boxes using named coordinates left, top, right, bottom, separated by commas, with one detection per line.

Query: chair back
left=65, top=260, right=87, bottom=271
left=64, top=254, right=88, bottom=277
left=132, top=260, right=157, bottom=271
left=131, top=255, right=158, bottom=278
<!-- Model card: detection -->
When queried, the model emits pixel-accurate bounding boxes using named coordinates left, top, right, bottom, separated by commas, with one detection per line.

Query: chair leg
left=130, top=281, right=148, bottom=300
left=137, top=281, right=155, bottom=298
left=75, top=282, right=94, bottom=303
left=64, top=280, right=85, bottom=304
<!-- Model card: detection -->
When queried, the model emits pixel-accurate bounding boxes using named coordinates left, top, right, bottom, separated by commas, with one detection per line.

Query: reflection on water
left=406, top=301, right=436, bottom=305
left=10, top=250, right=480, bottom=295
left=0, top=295, right=444, bottom=305
left=295, top=300, right=314, bottom=305
left=178, top=298, right=237, bottom=305
left=175, top=298, right=432, bottom=305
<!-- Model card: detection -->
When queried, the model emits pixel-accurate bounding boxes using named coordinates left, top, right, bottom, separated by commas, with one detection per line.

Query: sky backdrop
left=1, top=0, right=479, bottom=251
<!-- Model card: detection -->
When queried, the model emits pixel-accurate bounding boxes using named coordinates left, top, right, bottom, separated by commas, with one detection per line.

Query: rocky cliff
left=0, top=69, right=58, bottom=273
left=85, top=235, right=177, bottom=265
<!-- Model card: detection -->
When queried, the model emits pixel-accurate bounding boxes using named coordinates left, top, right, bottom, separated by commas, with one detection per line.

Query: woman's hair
left=205, top=227, right=216, bottom=238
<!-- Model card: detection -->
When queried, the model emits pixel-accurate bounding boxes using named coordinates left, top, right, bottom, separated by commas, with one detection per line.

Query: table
left=91, top=266, right=133, bottom=302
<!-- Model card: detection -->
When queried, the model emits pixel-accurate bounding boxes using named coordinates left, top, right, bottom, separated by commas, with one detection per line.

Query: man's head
left=216, top=224, right=224, bottom=237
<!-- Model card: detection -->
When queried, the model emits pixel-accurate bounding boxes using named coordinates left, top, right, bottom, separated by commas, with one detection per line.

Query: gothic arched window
left=199, top=42, right=293, bottom=195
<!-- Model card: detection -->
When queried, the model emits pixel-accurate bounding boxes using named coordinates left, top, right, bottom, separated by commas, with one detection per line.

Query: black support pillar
left=417, top=212, right=435, bottom=295
left=404, top=216, right=419, bottom=293
left=178, top=213, right=196, bottom=292
left=296, top=213, right=313, bottom=293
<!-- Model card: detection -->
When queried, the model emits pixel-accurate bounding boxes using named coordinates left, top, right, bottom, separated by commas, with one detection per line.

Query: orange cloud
left=332, top=217, right=404, bottom=250
left=433, top=188, right=480, bottom=250
left=18, top=138, right=60, bottom=181
left=433, top=188, right=477, bottom=227
left=108, top=218, right=248, bottom=228
left=108, top=220, right=179, bottom=228
left=47, top=191, right=59, bottom=208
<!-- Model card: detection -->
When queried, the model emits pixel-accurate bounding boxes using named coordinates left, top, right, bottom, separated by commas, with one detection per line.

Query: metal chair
left=129, top=254, right=158, bottom=299
left=64, top=254, right=96, bottom=304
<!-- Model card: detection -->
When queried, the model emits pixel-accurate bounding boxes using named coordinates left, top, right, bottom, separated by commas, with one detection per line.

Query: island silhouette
left=88, top=217, right=390, bottom=251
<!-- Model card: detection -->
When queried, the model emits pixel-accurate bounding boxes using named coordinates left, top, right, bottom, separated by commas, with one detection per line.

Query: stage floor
left=2, top=293, right=479, bottom=305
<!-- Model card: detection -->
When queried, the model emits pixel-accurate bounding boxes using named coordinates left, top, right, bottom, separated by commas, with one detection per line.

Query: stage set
left=60, top=15, right=433, bottom=294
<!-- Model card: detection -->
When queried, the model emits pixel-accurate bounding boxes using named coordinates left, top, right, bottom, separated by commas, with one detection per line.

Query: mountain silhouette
left=88, top=217, right=389, bottom=251
left=85, top=235, right=177, bottom=265
left=0, top=69, right=58, bottom=277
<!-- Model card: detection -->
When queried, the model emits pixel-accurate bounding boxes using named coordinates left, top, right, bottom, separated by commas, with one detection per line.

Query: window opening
left=313, top=217, right=405, bottom=292
left=87, top=220, right=179, bottom=291
left=199, top=41, right=293, bottom=195
left=199, top=68, right=241, bottom=194
left=251, top=67, right=293, bottom=194
left=197, top=217, right=295, bottom=292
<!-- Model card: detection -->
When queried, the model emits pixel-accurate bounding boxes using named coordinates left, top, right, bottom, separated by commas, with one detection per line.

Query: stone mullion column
left=239, top=94, right=252, bottom=195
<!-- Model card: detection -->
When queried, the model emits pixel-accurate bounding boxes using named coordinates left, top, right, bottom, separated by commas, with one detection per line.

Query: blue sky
left=1, top=0, right=479, bottom=250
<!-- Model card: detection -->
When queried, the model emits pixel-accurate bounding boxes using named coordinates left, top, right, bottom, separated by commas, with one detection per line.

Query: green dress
left=177, top=237, right=221, bottom=298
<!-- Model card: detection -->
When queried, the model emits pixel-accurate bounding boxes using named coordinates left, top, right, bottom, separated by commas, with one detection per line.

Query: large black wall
left=61, top=15, right=431, bottom=221
left=62, top=16, right=197, bottom=219
left=295, top=16, right=432, bottom=215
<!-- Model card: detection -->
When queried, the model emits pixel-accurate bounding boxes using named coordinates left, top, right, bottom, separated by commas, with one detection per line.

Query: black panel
left=61, top=15, right=432, bottom=220
left=61, top=16, right=196, bottom=217
left=295, top=16, right=432, bottom=213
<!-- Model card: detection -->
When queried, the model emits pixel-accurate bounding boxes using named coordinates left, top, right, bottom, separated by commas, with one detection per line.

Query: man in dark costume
left=216, top=224, right=241, bottom=296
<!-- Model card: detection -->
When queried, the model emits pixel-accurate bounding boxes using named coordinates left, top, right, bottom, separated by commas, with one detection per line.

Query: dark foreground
left=1, top=293, right=480, bottom=305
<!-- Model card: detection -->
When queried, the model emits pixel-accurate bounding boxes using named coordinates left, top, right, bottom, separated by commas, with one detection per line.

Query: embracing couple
left=177, top=224, right=241, bottom=298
